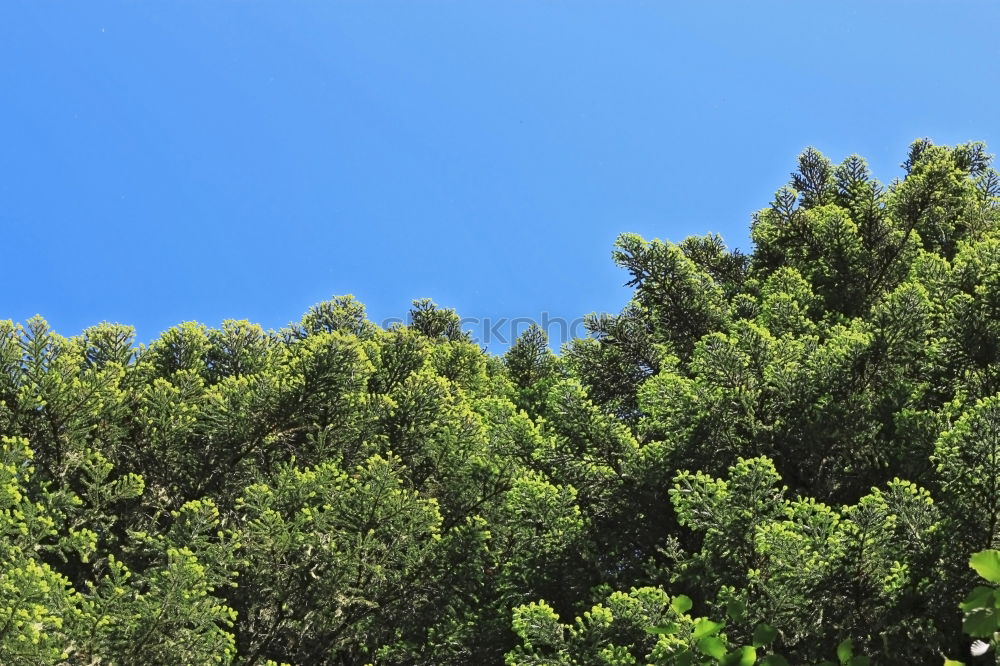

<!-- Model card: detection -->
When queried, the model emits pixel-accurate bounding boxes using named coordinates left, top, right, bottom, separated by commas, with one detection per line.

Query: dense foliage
left=4, top=139, right=1000, bottom=664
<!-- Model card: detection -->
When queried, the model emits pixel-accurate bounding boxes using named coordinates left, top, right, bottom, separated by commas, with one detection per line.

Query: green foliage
left=506, top=586, right=792, bottom=666
left=950, top=548, right=1000, bottom=664
left=408, top=298, right=470, bottom=342
left=3, top=141, right=1000, bottom=663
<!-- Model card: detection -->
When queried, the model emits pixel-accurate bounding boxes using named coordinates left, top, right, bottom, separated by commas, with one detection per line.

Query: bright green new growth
left=1, top=139, right=1000, bottom=664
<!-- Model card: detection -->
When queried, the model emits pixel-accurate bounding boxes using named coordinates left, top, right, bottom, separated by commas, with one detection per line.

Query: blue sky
left=3, top=2, right=999, bottom=351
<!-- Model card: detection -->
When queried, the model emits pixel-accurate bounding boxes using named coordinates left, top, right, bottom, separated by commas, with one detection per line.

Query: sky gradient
left=3, top=2, right=999, bottom=350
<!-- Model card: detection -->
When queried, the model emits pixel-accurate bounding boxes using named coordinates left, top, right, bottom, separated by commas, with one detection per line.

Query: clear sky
left=3, top=2, right=999, bottom=351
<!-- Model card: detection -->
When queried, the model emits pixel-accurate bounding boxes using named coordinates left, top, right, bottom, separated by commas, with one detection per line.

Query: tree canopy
left=3, top=139, right=1000, bottom=664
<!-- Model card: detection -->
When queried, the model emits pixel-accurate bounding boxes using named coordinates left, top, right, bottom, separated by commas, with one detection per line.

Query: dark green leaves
left=721, top=646, right=757, bottom=665
left=837, top=638, right=854, bottom=664
left=646, top=622, right=680, bottom=636
left=752, top=623, right=778, bottom=647
left=726, top=598, right=747, bottom=622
